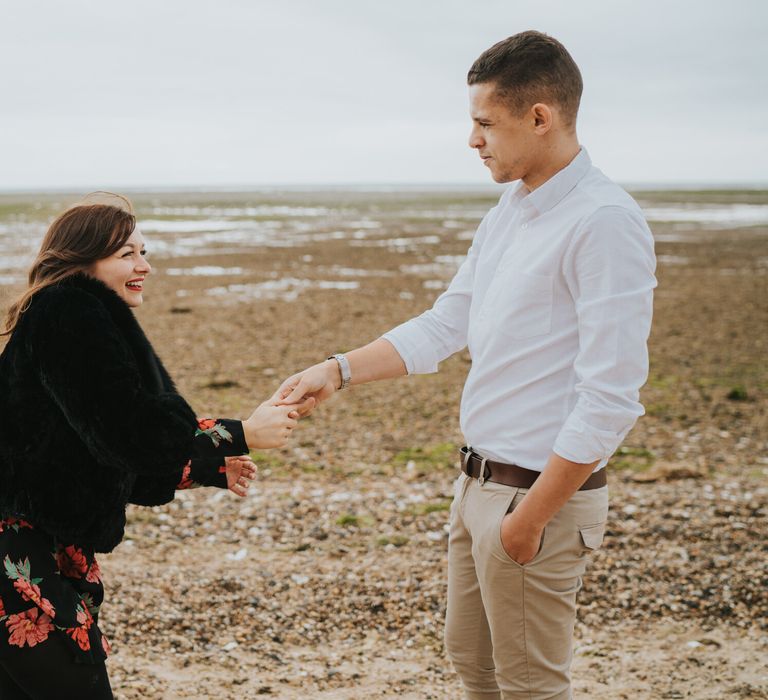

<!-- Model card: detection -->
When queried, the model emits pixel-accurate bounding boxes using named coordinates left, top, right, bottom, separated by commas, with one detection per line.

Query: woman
left=0, top=195, right=309, bottom=699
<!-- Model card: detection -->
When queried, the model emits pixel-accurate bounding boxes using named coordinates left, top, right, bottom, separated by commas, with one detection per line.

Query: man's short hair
left=467, top=31, right=583, bottom=128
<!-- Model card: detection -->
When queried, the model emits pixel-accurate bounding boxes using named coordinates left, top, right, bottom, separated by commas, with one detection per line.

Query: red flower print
left=0, top=595, right=5, bottom=618
left=67, top=625, right=91, bottom=651
left=0, top=517, right=33, bottom=534
left=12, top=578, right=39, bottom=600
left=177, top=460, right=199, bottom=490
left=56, top=546, right=89, bottom=579
left=6, top=609, right=54, bottom=648
left=37, top=596, right=56, bottom=619
left=85, top=559, right=103, bottom=584
left=101, top=634, right=111, bottom=656
left=12, top=579, right=56, bottom=619
left=79, top=592, right=101, bottom=619
left=66, top=607, right=92, bottom=652
left=195, top=420, right=233, bottom=448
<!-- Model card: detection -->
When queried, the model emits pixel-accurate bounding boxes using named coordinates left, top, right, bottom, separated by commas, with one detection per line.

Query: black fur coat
left=0, top=274, right=247, bottom=552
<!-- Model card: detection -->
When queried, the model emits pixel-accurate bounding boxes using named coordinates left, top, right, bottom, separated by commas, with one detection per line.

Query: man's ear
left=531, top=103, right=553, bottom=134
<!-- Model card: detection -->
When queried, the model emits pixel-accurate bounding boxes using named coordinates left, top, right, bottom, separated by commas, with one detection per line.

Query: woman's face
left=89, top=229, right=151, bottom=307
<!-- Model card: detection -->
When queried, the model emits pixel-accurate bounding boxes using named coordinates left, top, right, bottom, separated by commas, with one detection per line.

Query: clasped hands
left=242, top=358, right=340, bottom=455
left=229, top=361, right=336, bottom=498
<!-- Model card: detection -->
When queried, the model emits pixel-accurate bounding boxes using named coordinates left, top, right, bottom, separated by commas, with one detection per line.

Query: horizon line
left=1, top=181, right=767, bottom=196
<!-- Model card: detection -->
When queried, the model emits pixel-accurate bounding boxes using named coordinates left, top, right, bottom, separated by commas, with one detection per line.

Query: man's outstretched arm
left=277, top=337, right=406, bottom=407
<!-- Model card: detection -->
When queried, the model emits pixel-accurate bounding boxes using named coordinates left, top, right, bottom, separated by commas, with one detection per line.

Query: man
left=278, top=30, right=656, bottom=700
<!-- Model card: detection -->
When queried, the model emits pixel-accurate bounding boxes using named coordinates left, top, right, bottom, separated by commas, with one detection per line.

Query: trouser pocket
left=578, top=521, right=607, bottom=551
left=575, top=485, right=609, bottom=552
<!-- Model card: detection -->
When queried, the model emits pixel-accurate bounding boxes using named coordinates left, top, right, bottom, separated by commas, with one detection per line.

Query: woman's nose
left=137, top=257, right=151, bottom=275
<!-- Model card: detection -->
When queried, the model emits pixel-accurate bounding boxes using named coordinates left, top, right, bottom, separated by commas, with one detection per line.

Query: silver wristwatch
left=327, top=353, right=351, bottom=390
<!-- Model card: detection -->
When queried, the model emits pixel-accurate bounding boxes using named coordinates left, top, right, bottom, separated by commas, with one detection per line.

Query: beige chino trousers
left=444, top=471, right=609, bottom=700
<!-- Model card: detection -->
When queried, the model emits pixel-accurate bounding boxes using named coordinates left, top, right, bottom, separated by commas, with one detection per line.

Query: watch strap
left=327, top=353, right=351, bottom=390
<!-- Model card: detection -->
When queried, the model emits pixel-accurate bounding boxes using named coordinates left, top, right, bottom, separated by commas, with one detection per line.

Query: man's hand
left=498, top=453, right=599, bottom=565
left=274, top=339, right=407, bottom=415
left=275, top=360, right=341, bottom=413
left=499, top=509, right=544, bottom=565
left=224, top=455, right=257, bottom=497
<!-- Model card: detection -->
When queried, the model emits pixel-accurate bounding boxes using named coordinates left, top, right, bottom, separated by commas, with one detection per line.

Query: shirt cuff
left=553, top=416, right=624, bottom=465
left=381, top=328, right=439, bottom=375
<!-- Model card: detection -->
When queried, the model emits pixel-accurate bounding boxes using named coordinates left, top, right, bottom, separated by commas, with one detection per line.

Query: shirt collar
left=510, top=147, right=591, bottom=219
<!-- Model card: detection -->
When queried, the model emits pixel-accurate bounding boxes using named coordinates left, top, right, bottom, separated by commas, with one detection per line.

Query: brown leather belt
left=459, top=446, right=607, bottom=490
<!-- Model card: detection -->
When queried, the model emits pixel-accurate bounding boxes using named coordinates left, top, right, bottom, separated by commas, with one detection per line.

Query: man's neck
left=521, top=138, right=581, bottom=192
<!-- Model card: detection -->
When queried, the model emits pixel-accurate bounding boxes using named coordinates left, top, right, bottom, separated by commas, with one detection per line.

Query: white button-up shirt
left=382, top=149, right=656, bottom=471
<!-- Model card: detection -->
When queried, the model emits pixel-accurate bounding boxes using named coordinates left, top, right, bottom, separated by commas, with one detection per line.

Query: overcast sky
left=1, top=0, right=766, bottom=189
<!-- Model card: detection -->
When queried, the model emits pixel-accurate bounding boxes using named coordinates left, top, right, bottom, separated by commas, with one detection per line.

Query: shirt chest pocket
left=482, top=268, right=554, bottom=339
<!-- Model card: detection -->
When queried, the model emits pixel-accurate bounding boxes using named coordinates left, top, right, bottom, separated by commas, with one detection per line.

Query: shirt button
left=521, top=223, right=528, bottom=230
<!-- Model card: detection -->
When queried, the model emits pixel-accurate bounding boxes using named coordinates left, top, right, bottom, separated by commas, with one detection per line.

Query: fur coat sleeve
left=129, top=421, right=245, bottom=506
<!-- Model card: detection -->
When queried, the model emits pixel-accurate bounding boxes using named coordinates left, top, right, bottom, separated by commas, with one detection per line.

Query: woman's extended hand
left=242, top=396, right=315, bottom=449
left=224, top=455, right=257, bottom=497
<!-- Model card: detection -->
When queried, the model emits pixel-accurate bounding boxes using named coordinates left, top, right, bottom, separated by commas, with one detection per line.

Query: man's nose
left=468, top=126, right=484, bottom=149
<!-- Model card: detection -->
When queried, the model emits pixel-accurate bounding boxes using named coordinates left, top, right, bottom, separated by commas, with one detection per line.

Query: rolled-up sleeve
left=382, top=219, right=486, bottom=374
left=553, top=205, right=657, bottom=464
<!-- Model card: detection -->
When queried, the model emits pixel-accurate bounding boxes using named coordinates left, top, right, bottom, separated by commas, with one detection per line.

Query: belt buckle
left=463, top=446, right=490, bottom=485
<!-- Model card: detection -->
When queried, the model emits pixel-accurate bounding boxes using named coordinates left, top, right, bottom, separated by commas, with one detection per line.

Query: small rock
left=226, top=548, right=248, bottom=561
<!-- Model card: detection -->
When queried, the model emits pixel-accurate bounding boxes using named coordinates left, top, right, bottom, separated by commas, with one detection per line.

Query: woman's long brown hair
left=2, top=194, right=136, bottom=336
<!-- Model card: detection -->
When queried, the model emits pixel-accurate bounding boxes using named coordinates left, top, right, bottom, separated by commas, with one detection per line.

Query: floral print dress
left=0, top=418, right=247, bottom=664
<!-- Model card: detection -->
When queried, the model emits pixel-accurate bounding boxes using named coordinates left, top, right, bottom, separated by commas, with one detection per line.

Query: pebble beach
left=1, top=187, right=766, bottom=699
